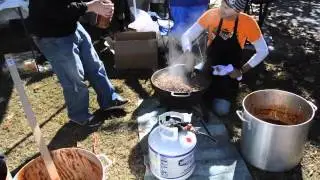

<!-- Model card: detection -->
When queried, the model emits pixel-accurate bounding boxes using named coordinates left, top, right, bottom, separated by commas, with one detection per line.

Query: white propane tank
left=148, top=112, right=197, bottom=180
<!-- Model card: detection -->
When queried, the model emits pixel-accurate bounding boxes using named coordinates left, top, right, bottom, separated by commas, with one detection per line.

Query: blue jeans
left=212, top=98, right=231, bottom=116
left=34, top=23, right=119, bottom=123
left=170, top=5, right=208, bottom=37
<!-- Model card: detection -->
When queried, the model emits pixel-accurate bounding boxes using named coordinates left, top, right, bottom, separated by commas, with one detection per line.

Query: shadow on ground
left=128, top=138, right=146, bottom=180
left=0, top=71, right=13, bottom=125
left=127, top=98, right=162, bottom=179
left=48, top=108, right=127, bottom=150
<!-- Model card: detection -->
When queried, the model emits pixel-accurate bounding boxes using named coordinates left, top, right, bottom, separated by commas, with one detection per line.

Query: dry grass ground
left=0, top=0, right=319, bottom=179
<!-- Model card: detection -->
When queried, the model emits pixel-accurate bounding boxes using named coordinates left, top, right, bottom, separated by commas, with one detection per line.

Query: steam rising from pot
left=165, top=36, right=198, bottom=78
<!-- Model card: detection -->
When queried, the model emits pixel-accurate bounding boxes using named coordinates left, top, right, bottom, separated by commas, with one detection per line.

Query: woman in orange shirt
left=181, top=0, right=269, bottom=116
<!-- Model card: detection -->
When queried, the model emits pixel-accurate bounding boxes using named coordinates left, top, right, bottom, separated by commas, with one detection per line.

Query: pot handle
left=170, top=92, right=191, bottom=97
left=97, top=154, right=112, bottom=173
left=158, top=111, right=184, bottom=125
left=236, top=110, right=251, bottom=130
left=308, top=101, right=318, bottom=111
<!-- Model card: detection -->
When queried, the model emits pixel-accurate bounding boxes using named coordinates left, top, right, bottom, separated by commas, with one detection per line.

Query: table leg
left=244, top=0, right=251, bottom=13
left=17, top=7, right=38, bottom=70
left=259, top=2, right=270, bottom=28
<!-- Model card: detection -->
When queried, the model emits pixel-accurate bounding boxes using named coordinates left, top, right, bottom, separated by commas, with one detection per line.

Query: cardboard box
left=114, top=31, right=158, bottom=69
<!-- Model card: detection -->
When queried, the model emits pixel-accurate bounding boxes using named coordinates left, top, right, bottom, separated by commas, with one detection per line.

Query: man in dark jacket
left=28, top=0, right=128, bottom=127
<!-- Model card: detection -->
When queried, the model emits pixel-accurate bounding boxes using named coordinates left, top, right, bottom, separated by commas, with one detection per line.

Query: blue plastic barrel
left=169, top=0, right=208, bottom=37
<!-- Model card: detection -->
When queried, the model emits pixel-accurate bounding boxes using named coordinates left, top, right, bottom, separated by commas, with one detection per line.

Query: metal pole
left=132, top=0, right=137, bottom=18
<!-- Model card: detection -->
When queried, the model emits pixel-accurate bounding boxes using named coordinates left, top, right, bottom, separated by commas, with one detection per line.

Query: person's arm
left=229, top=15, right=269, bottom=79
left=181, top=23, right=205, bottom=52
left=181, top=9, right=213, bottom=52
left=45, top=0, right=113, bottom=21
left=241, top=35, right=269, bottom=73
left=45, top=0, right=88, bottom=21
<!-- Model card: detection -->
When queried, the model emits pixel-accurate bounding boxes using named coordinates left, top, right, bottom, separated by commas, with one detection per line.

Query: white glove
left=211, top=64, right=234, bottom=76
left=212, top=64, right=242, bottom=81
left=236, top=76, right=242, bottom=81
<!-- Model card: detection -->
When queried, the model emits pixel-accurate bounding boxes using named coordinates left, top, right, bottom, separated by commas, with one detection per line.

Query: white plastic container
left=148, top=112, right=196, bottom=180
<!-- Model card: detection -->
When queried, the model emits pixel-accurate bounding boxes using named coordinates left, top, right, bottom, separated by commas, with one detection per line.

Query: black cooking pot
left=151, top=64, right=211, bottom=108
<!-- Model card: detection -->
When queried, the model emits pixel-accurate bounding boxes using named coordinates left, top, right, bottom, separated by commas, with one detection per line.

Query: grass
left=0, top=0, right=319, bottom=179
left=0, top=72, right=152, bottom=179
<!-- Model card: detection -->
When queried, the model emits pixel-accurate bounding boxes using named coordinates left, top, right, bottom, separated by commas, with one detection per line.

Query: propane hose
left=161, top=116, right=217, bottom=144
left=194, top=131, right=217, bottom=143
left=174, top=124, right=217, bottom=144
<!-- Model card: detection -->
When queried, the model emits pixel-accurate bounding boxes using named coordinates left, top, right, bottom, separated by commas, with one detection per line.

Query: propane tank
left=148, top=112, right=196, bottom=180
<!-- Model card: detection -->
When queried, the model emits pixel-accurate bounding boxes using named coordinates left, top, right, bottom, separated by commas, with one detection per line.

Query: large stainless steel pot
left=237, top=89, right=317, bottom=172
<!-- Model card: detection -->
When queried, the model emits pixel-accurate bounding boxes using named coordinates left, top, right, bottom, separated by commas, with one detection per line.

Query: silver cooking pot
left=237, top=89, right=317, bottom=172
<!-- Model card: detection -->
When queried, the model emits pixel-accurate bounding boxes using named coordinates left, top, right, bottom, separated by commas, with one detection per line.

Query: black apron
left=203, top=17, right=242, bottom=102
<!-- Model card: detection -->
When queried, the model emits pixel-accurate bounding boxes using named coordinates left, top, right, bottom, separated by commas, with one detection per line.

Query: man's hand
left=87, top=0, right=114, bottom=19
left=229, top=68, right=242, bottom=81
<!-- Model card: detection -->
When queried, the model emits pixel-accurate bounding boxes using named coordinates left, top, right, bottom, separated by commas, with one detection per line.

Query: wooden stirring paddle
left=5, top=58, right=61, bottom=180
